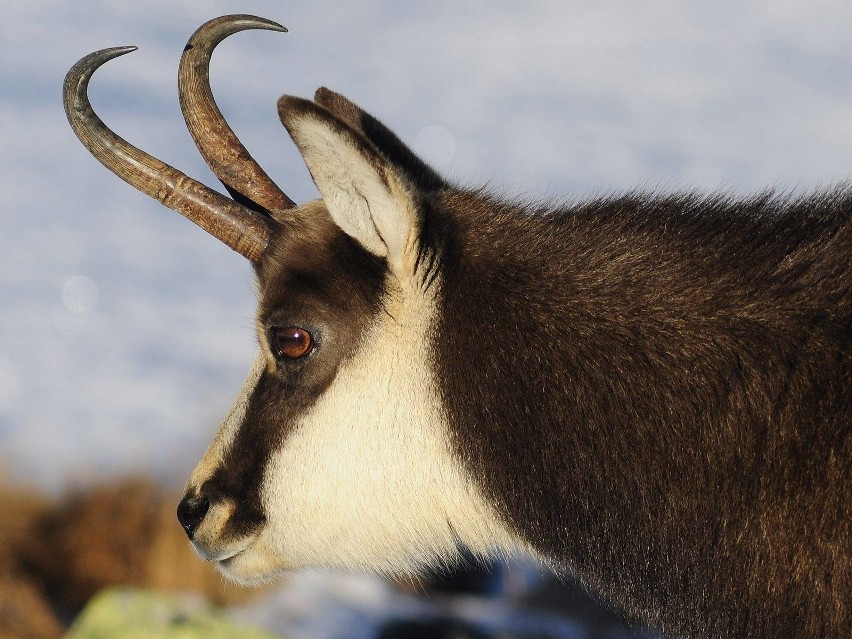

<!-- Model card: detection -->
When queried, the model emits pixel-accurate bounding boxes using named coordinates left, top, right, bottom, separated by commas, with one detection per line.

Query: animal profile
left=65, top=14, right=851, bottom=639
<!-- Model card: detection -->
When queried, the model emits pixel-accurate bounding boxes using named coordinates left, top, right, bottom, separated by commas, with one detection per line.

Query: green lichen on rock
left=64, top=588, right=281, bottom=639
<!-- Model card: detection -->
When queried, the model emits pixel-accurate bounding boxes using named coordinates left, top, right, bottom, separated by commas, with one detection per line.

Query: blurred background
left=2, top=1, right=851, bottom=637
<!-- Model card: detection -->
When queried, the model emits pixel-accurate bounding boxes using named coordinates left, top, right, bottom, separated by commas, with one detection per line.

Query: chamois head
left=66, top=14, right=851, bottom=638
left=64, top=15, right=516, bottom=584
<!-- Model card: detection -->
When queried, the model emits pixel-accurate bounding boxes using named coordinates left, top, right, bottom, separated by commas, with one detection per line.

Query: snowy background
left=2, top=1, right=851, bottom=637
left=3, top=0, right=852, bottom=493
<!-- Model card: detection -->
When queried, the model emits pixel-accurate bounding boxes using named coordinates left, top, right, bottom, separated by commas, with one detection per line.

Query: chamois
left=64, top=15, right=850, bottom=639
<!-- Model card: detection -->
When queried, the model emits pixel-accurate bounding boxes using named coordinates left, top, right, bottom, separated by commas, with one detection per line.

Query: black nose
left=177, top=493, right=210, bottom=539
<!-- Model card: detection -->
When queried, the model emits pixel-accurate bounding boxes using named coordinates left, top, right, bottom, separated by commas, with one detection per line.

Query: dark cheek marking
left=214, top=379, right=289, bottom=539
left=214, top=367, right=340, bottom=541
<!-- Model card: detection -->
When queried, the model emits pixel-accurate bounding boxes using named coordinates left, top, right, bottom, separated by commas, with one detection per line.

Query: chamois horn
left=63, top=46, right=273, bottom=262
left=179, top=14, right=295, bottom=213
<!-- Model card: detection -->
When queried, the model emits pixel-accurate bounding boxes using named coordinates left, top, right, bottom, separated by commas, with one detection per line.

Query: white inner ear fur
left=290, top=116, right=419, bottom=273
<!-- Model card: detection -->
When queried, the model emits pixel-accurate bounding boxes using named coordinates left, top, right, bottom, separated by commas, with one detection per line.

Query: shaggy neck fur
left=429, top=188, right=851, bottom=639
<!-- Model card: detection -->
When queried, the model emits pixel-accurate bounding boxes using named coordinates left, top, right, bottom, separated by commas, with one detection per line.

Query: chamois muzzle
left=62, top=14, right=293, bottom=262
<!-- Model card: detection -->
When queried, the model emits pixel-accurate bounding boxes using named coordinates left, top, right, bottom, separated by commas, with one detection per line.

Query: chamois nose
left=177, top=493, right=210, bottom=539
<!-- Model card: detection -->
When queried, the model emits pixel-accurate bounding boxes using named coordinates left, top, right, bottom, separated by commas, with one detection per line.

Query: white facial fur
left=215, top=276, right=523, bottom=583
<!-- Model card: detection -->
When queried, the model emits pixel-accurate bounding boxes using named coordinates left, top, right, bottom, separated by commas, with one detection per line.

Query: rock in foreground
left=64, top=588, right=280, bottom=639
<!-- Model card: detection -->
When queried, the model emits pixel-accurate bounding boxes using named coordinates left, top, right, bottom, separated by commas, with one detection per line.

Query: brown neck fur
left=429, top=187, right=851, bottom=638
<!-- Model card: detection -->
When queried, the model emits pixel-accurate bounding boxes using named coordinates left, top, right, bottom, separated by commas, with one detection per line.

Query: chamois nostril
left=177, top=493, right=210, bottom=539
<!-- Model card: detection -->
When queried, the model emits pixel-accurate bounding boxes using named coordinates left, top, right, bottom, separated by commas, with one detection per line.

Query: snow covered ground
left=3, top=0, right=852, bottom=492
left=2, top=2, right=851, bottom=637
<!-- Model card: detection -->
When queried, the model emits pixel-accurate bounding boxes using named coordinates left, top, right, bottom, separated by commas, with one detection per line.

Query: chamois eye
left=270, top=327, right=314, bottom=360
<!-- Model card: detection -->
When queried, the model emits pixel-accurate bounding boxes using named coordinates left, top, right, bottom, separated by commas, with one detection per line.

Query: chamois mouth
left=192, top=529, right=259, bottom=563
left=216, top=546, right=250, bottom=570
left=212, top=533, right=283, bottom=585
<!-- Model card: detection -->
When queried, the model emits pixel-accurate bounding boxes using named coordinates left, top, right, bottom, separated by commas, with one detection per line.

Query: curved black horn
left=179, top=14, right=295, bottom=213
left=63, top=47, right=273, bottom=262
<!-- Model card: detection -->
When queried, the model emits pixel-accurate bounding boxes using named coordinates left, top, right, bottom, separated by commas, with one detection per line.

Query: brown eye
left=270, top=327, right=314, bottom=360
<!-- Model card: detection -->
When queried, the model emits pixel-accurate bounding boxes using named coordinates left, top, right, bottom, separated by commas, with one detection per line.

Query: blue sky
left=2, top=1, right=852, bottom=492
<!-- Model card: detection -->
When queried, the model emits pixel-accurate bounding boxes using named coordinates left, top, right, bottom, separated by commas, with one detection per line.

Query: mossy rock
left=64, top=588, right=280, bottom=639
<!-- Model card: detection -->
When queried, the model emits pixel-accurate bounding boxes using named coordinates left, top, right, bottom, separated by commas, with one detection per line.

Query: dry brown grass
left=0, top=477, right=260, bottom=639
left=0, top=484, right=63, bottom=639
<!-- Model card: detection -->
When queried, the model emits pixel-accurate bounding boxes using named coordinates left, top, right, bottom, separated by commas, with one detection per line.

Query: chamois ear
left=278, top=96, right=420, bottom=273
left=313, top=87, right=446, bottom=192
